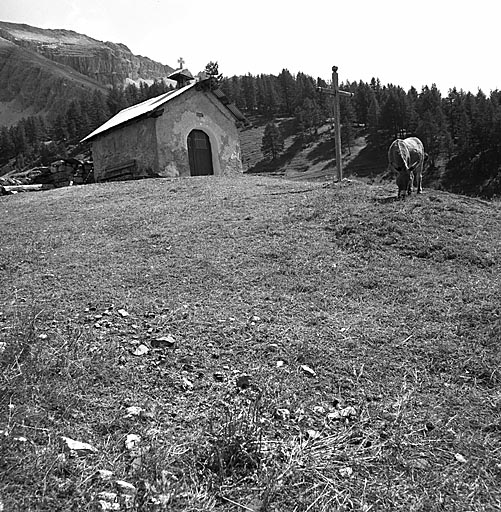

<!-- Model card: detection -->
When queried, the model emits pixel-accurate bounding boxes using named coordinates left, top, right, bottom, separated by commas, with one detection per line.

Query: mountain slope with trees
left=222, top=73, right=501, bottom=198
left=1, top=22, right=500, bottom=198
left=0, top=79, right=175, bottom=172
left=0, top=34, right=108, bottom=126
left=0, top=21, right=174, bottom=128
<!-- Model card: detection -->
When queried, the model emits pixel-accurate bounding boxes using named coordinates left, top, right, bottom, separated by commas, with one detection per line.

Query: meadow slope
left=1, top=176, right=500, bottom=511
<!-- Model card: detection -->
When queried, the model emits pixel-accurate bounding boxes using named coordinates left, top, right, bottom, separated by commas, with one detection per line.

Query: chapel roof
left=167, top=68, right=194, bottom=82
left=81, top=79, right=247, bottom=143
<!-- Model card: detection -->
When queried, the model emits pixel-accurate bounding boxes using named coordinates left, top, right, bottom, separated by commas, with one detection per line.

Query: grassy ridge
left=1, top=176, right=500, bottom=511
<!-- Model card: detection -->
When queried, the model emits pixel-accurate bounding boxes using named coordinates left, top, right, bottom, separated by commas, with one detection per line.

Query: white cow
left=387, top=137, right=425, bottom=198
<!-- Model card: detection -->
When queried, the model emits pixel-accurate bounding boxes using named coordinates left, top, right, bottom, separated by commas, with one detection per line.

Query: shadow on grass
left=374, top=195, right=400, bottom=204
left=245, top=137, right=306, bottom=174
left=306, top=138, right=335, bottom=164
left=344, top=142, right=387, bottom=179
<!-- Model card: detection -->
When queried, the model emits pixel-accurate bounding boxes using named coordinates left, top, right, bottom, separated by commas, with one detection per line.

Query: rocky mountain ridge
left=0, top=21, right=175, bottom=126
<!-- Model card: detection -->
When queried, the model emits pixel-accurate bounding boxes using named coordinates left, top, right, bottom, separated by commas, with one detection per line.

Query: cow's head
left=396, top=168, right=413, bottom=198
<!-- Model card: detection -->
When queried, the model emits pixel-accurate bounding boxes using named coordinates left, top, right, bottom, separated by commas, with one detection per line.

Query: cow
left=387, top=137, right=425, bottom=198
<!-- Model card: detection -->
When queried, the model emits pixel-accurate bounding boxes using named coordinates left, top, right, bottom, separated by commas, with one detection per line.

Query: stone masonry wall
left=155, top=87, right=243, bottom=178
left=91, top=117, right=158, bottom=181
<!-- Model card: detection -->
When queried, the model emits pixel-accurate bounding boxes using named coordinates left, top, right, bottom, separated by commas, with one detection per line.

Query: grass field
left=1, top=175, right=500, bottom=511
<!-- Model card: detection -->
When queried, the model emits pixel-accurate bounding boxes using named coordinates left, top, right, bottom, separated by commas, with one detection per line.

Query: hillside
left=240, top=117, right=388, bottom=182
left=0, top=21, right=174, bottom=126
left=1, top=175, right=500, bottom=511
left=0, top=35, right=108, bottom=125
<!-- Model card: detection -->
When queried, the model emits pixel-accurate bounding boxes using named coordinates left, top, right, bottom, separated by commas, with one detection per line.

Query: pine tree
left=13, top=124, right=28, bottom=157
left=368, top=93, right=381, bottom=140
left=341, top=99, right=356, bottom=154
left=90, top=90, right=111, bottom=129
left=204, top=61, right=223, bottom=89
left=242, top=74, right=257, bottom=112
left=107, top=86, right=127, bottom=116
left=221, top=76, right=245, bottom=109
left=263, top=76, right=280, bottom=117
left=261, top=122, right=284, bottom=160
left=278, top=69, right=296, bottom=115
left=0, top=127, right=15, bottom=164
left=353, top=81, right=372, bottom=125
left=380, top=86, right=409, bottom=138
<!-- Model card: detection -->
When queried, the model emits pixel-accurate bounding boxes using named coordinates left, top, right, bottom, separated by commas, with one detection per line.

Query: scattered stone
left=132, top=344, right=149, bottom=356
left=125, top=434, right=141, bottom=451
left=455, top=453, right=467, bottom=464
left=117, top=309, right=129, bottom=318
left=340, top=406, right=356, bottom=418
left=327, top=406, right=357, bottom=421
left=307, top=429, right=321, bottom=440
left=276, top=360, right=285, bottom=368
left=124, top=406, right=144, bottom=417
left=300, top=365, right=316, bottom=377
left=97, top=492, right=119, bottom=510
left=94, top=469, right=113, bottom=480
left=339, top=467, right=353, bottom=478
left=151, top=335, right=176, bottom=349
left=38, top=333, right=48, bottom=340
left=115, top=480, right=136, bottom=494
left=250, top=315, right=261, bottom=323
left=151, top=494, right=170, bottom=506
left=275, top=408, right=290, bottom=421
left=182, top=377, right=194, bottom=390
left=61, top=436, right=98, bottom=456
left=98, top=492, right=118, bottom=501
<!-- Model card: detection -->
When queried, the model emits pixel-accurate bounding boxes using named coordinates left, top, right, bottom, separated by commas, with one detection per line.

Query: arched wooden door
left=187, top=130, right=214, bottom=176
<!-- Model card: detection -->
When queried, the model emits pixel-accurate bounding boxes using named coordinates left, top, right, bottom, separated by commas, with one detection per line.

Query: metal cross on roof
left=178, top=57, right=185, bottom=68
left=318, top=66, right=354, bottom=181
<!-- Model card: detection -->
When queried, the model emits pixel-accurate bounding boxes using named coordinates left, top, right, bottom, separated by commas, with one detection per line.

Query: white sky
left=1, top=0, right=498, bottom=95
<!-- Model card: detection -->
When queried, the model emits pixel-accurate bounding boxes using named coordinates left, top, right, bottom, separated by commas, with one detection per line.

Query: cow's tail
left=396, top=140, right=409, bottom=170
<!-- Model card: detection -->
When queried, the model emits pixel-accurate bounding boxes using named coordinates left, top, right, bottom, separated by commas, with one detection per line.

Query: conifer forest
left=1, top=70, right=500, bottom=197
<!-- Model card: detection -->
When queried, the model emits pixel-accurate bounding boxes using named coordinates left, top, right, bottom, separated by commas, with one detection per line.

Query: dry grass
left=1, top=175, right=500, bottom=511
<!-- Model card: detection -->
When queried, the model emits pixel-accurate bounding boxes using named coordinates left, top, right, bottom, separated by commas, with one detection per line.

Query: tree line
left=1, top=68, right=500, bottom=196
left=0, top=80, right=174, bottom=170
left=221, top=72, right=501, bottom=196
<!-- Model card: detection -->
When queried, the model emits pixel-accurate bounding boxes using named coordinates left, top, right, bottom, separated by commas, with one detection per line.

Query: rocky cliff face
left=0, top=22, right=174, bottom=87
left=0, top=35, right=109, bottom=126
left=0, top=21, right=175, bottom=126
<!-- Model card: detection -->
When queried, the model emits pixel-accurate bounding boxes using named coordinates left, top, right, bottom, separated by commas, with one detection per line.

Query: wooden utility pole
left=318, top=66, right=354, bottom=181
